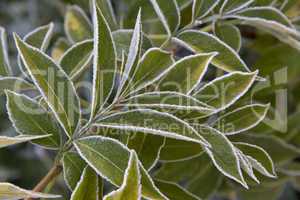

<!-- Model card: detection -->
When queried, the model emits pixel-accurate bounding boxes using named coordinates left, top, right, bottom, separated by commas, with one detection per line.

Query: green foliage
left=103, top=151, right=141, bottom=200
left=70, top=166, right=99, bottom=200
left=0, top=0, right=300, bottom=199
left=0, top=182, right=60, bottom=199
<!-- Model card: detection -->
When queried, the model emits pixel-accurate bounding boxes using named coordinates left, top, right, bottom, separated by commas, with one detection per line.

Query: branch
left=25, top=164, right=63, bottom=200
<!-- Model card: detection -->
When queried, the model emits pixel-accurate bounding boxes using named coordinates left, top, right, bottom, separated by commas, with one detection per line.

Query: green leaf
left=177, top=0, right=193, bottom=9
left=176, top=30, right=250, bottom=72
left=128, top=133, right=165, bottom=170
left=225, top=7, right=300, bottom=49
left=94, top=109, right=210, bottom=146
left=70, top=166, right=99, bottom=200
left=192, top=0, right=220, bottom=21
left=6, top=90, right=60, bottom=149
left=159, top=139, right=203, bottom=162
left=98, top=176, right=104, bottom=200
left=59, top=39, right=93, bottom=79
left=220, top=0, right=254, bottom=14
left=130, top=48, right=174, bottom=92
left=154, top=180, right=201, bottom=200
left=0, top=135, right=51, bottom=149
left=65, top=5, right=93, bottom=43
left=156, top=153, right=223, bottom=198
left=14, top=34, right=81, bottom=137
left=0, top=182, right=60, bottom=200
left=252, top=0, right=273, bottom=6
left=234, top=6, right=293, bottom=27
left=149, top=0, right=181, bottom=34
left=74, top=136, right=168, bottom=200
left=124, top=92, right=213, bottom=116
left=193, top=71, right=258, bottom=110
left=51, top=37, right=70, bottom=62
left=236, top=149, right=260, bottom=183
left=0, top=77, right=34, bottom=96
left=155, top=153, right=211, bottom=182
left=112, top=30, right=152, bottom=61
left=117, top=11, right=142, bottom=96
left=198, top=126, right=247, bottom=188
left=178, top=0, right=194, bottom=27
left=90, top=2, right=117, bottom=118
left=63, top=152, right=87, bottom=190
left=230, top=134, right=300, bottom=165
left=103, top=151, right=141, bottom=200
left=214, top=23, right=242, bottom=51
left=235, top=142, right=276, bottom=178
left=96, top=0, right=118, bottom=30
left=23, top=23, right=54, bottom=51
left=18, top=23, right=54, bottom=77
left=158, top=52, right=217, bottom=93
left=123, top=0, right=165, bottom=36
left=212, top=104, right=269, bottom=135
left=187, top=164, right=222, bottom=199
left=0, top=27, right=11, bottom=76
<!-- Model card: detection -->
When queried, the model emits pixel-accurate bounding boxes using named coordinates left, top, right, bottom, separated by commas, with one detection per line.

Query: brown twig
left=25, top=164, right=63, bottom=200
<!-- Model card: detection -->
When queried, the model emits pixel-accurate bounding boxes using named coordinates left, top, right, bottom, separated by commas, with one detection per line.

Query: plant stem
left=25, top=164, right=63, bottom=200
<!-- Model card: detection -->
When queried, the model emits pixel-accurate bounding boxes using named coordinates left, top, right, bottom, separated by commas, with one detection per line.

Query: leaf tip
left=48, top=22, right=55, bottom=30
left=13, top=32, right=22, bottom=46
